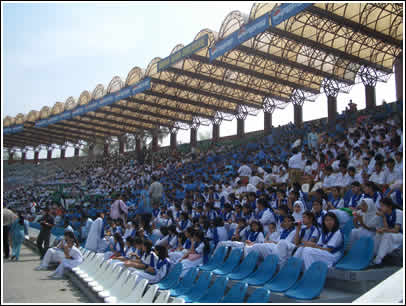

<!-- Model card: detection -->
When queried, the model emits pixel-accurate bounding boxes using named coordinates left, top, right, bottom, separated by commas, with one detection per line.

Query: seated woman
left=349, top=198, right=379, bottom=248
left=277, top=211, right=320, bottom=266
left=206, top=217, right=229, bottom=249
left=295, top=212, right=344, bottom=270
left=373, top=198, right=402, bottom=265
left=312, top=199, right=327, bottom=228
left=100, top=232, right=125, bottom=261
left=245, top=216, right=296, bottom=260
left=325, top=186, right=345, bottom=210
left=169, top=228, right=194, bottom=263
left=132, top=245, right=171, bottom=287
left=106, top=237, right=135, bottom=267
left=49, top=231, right=83, bottom=279
left=35, top=231, right=77, bottom=270
left=123, top=239, right=155, bottom=273
left=179, top=230, right=210, bottom=277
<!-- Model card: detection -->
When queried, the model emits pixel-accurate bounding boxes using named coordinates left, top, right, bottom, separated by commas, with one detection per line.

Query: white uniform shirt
left=238, top=165, right=252, bottom=177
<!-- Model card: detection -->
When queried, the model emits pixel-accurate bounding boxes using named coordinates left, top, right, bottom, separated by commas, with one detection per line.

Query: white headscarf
left=356, top=198, right=378, bottom=228
left=292, top=200, right=305, bottom=222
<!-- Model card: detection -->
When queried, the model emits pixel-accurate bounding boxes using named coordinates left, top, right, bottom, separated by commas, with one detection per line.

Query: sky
left=2, top=2, right=399, bottom=159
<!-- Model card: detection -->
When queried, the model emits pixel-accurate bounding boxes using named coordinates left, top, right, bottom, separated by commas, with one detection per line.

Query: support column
left=34, top=151, right=39, bottom=162
left=74, top=147, right=80, bottom=157
left=394, top=53, right=403, bottom=102
left=60, top=148, right=66, bottom=159
left=237, top=118, right=245, bottom=138
left=264, top=112, right=272, bottom=134
left=136, top=136, right=142, bottom=156
left=190, top=128, right=197, bottom=147
left=170, top=132, right=177, bottom=151
left=104, top=143, right=109, bottom=156
left=293, top=104, right=303, bottom=127
left=365, top=85, right=376, bottom=109
left=47, top=149, right=52, bottom=161
left=8, top=151, right=14, bottom=164
left=119, top=136, right=125, bottom=155
left=152, top=131, right=159, bottom=152
left=212, top=124, right=220, bottom=143
left=22, top=151, right=26, bottom=164
left=323, top=78, right=340, bottom=130
left=88, top=144, right=94, bottom=157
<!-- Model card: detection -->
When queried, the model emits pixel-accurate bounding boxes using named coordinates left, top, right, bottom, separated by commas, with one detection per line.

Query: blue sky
left=2, top=2, right=398, bottom=157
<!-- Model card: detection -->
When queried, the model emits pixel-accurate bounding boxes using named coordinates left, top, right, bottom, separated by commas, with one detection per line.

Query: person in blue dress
left=10, top=213, right=27, bottom=261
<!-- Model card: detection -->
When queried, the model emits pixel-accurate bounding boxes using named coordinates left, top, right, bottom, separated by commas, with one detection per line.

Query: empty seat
left=264, top=257, right=303, bottom=292
left=284, top=261, right=328, bottom=300
left=103, top=273, right=139, bottom=303
left=80, top=259, right=110, bottom=283
left=335, top=237, right=374, bottom=271
left=246, top=288, right=271, bottom=303
left=212, top=248, right=243, bottom=275
left=154, top=290, right=171, bottom=303
left=220, top=281, right=248, bottom=303
left=227, top=251, right=258, bottom=280
left=75, top=255, right=103, bottom=278
left=139, top=284, right=159, bottom=303
left=117, top=278, right=148, bottom=303
left=72, top=254, right=96, bottom=274
left=177, top=271, right=212, bottom=302
left=169, top=267, right=198, bottom=297
left=98, top=270, right=132, bottom=299
left=158, top=262, right=183, bottom=290
left=90, top=264, right=123, bottom=292
left=198, top=246, right=227, bottom=271
left=241, top=254, right=279, bottom=286
left=196, top=276, right=229, bottom=303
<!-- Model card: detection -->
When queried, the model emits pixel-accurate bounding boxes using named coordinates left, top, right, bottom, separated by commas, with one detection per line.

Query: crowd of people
left=3, top=103, right=403, bottom=286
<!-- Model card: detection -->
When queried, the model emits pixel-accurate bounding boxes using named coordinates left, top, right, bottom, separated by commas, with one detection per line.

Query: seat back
left=265, top=257, right=303, bottom=291
left=336, top=236, right=374, bottom=270
left=159, top=262, right=182, bottom=289
left=82, top=255, right=103, bottom=275
left=121, top=278, right=148, bottom=303
left=178, top=267, right=198, bottom=288
left=139, top=284, right=159, bottom=303
left=341, top=218, right=354, bottom=251
left=232, top=251, right=258, bottom=275
left=209, top=245, right=227, bottom=265
left=154, top=290, right=170, bottom=304
left=107, top=270, right=132, bottom=297
left=99, top=264, right=123, bottom=289
left=285, top=261, right=328, bottom=300
left=222, top=248, right=243, bottom=271
left=221, top=282, right=248, bottom=303
left=244, top=254, right=279, bottom=285
left=198, top=276, right=228, bottom=302
left=89, top=259, right=111, bottom=280
left=246, top=288, right=271, bottom=303
left=186, top=271, right=212, bottom=299
left=114, top=273, right=138, bottom=300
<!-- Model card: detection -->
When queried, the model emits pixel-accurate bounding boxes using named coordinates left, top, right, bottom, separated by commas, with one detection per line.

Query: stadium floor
left=3, top=244, right=89, bottom=303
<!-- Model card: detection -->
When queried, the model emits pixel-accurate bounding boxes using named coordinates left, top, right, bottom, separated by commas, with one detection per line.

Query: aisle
left=3, top=244, right=89, bottom=303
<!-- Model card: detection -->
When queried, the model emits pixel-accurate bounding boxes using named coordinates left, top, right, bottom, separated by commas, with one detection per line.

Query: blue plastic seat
left=228, top=251, right=259, bottom=280
left=169, top=267, right=198, bottom=297
left=158, top=262, right=183, bottom=290
left=343, top=189, right=353, bottom=207
left=242, top=254, right=279, bottom=286
left=341, top=218, right=354, bottom=251
left=220, top=282, right=248, bottom=303
left=212, top=248, right=243, bottom=275
left=246, top=288, right=271, bottom=303
left=195, top=276, right=229, bottom=303
left=284, top=261, right=328, bottom=300
left=178, top=271, right=212, bottom=302
left=264, top=257, right=303, bottom=292
left=198, top=246, right=227, bottom=271
left=335, top=237, right=374, bottom=271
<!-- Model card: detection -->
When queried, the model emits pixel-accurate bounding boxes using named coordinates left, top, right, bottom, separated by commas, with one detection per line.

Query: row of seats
left=73, top=249, right=183, bottom=303
left=72, top=234, right=375, bottom=303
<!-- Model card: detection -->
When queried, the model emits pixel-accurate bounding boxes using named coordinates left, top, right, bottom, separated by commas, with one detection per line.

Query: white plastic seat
left=78, top=257, right=107, bottom=280
left=104, top=274, right=141, bottom=303
left=154, top=290, right=170, bottom=303
left=171, top=297, right=185, bottom=303
left=117, top=278, right=148, bottom=303
left=82, top=260, right=111, bottom=283
left=75, top=255, right=103, bottom=277
left=98, top=270, right=132, bottom=299
left=73, top=253, right=97, bottom=274
left=90, top=264, right=123, bottom=292
left=139, top=284, right=159, bottom=303
left=311, top=181, right=323, bottom=192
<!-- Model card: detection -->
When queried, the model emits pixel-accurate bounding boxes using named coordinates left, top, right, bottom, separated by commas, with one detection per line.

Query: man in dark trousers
left=36, top=206, right=55, bottom=259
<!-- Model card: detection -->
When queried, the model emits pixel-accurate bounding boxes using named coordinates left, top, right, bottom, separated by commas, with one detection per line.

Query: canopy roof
left=4, top=3, right=403, bottom=149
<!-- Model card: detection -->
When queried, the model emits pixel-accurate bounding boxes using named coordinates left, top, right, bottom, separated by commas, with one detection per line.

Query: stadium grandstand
left=3, top=3, right=403, bottom=304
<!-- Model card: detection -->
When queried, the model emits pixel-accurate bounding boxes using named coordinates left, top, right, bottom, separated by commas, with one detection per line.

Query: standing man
left=149, top=175, right=163, bottom=210
left=110, top=194, right=128, bottom=224
left=36, top=207, right=55, bottom=260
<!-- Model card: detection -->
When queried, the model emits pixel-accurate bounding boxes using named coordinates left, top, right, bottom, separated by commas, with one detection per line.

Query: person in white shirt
left=385, top=158, right=402, bottom=187
left=238, top=163, right=252, bottom=177
left=394, top=151, right=403, bottom=173
left=322, top=166, right=336, bottom=191
left=254, top=199, right=276, bottom=227
left=369, top=162, right=387, bottom=189
left=348, top=148, right=363, bottom=170
left=49, top=231, right=83, bottom=279
left=373, top=198, right=403, bottom=265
